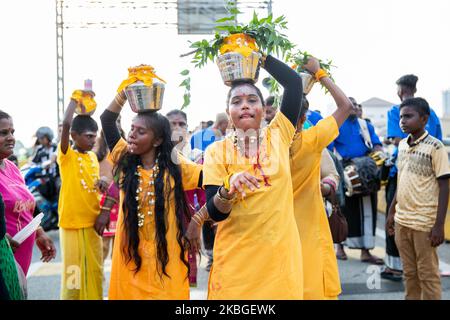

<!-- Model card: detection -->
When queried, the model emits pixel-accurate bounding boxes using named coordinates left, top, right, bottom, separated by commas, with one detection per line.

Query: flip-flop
left=361, top=255, right=384, bottom=265
left=440, top=271, right=450, bottom=277
left=381, top=270, right=403, bottom=282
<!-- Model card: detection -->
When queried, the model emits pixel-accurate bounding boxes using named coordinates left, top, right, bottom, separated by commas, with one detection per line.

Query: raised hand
left=228, top=171, right=262, bottom=198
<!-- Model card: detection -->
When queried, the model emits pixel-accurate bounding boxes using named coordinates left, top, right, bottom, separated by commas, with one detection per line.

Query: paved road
left=26, top=213, right=450, bottom=300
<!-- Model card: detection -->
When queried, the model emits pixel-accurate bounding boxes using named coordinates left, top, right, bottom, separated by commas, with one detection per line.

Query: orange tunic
left=203, top=112, right=303, bottom=299
left=290, top=116, right=341, bottom=299
left=108, top=139, right=202, bottom=299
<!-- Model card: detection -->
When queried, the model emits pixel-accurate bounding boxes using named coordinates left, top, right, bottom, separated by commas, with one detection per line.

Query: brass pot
left=216, top=51, right=261, bottom=86
left=125, top=80, right=165, bottom=113
left=300, top=72, right=316, bottom=95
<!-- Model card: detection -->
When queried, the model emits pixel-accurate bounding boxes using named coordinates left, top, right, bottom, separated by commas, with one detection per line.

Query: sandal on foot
left=361, top=255, right=384, bottom=265
left=381, top=269, right=403, bottom=281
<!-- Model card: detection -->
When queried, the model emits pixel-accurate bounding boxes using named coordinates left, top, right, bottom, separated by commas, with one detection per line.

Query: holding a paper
left=0, top=110, right=56, bottom=279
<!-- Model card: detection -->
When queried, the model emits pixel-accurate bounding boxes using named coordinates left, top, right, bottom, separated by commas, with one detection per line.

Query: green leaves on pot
left=184, top=9, right=295, bottom=68
left=286, top=50, right=336, bottom=94
left=287, top=50, right=335, bottom=82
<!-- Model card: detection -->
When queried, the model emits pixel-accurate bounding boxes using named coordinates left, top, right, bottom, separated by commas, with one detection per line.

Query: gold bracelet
left=191, top=205, right=210, bottom=226
left=191, top=215, right=202, bottom=226
left=216, top=187, right=236, bottom=205
left=114, top=95, right=126, bottom=107
left=197, top=205, right=210, bottom=221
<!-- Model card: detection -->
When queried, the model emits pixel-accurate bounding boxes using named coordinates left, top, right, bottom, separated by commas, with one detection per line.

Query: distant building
left=440, top=90, right=450, bottom=139
left=443, top=89, right=450, bottom=117
left=360, top=97, right=395, bottom=139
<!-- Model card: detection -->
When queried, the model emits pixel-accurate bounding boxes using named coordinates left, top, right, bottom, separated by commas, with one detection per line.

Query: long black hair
left=115, top=112, right=191, bottom=278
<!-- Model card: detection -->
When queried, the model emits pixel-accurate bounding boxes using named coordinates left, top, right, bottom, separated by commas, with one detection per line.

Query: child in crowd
left=386, top=97, right=450, bottom=300
left=58, top=91, right=106, bottom=300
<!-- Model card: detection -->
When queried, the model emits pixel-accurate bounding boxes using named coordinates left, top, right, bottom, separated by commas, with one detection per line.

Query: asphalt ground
left=26, top=213, right=450, bottom=300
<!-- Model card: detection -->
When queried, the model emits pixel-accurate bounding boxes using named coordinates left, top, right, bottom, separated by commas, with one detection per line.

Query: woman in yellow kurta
left=100, top=92, right=202, bottom=299
left=202, top=55, right=305, bottom=299
left=289, top=57, right=352, bottom=299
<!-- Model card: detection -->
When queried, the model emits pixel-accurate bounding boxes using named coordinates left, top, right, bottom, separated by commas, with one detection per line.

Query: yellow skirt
left=60, top=227, right=103, bottom=300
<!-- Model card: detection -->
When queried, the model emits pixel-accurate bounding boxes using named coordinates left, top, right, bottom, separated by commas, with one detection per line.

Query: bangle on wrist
left=216, top=187, right=235, bottom=204
left=191, top=215, right=202, bottom=226
left=314, top=68, right=328, bottom=82
left=114, top=94, right=126, bottom=107
left=197, top=205, right=209, bottom=221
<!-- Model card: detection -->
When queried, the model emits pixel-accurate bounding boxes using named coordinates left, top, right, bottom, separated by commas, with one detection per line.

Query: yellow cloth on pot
left=117, top=64, right=166, bottom=93
left=71, top=90, right=97, bottom=114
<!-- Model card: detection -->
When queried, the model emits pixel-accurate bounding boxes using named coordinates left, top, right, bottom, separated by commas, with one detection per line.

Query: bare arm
left=386, top=189, right=397, bottom=236
left=303, top=57, right=352, bottom=127
left=436, top=178, right=449, bottom=227
left=107, top=91, right=126, bottom=114
left=430, top=178, right=449, bottom=247
left=60, top=99, right=77, bottom=154
left=388, top=190, right=397, bottom=217
left=322, top=77, right=353, bottom=127
left=320, top=149, right=340, bottom=197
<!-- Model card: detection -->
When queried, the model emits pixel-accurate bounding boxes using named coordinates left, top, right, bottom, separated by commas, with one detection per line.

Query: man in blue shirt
left=382, top=74, right=443, bottom=281
left=335, top=97, right=384, bottom=265
left=307, top=109, right=323, bottom=126
left=304, top=100, right=335, bottom=151
left=190, top=112, right=229, bottom=152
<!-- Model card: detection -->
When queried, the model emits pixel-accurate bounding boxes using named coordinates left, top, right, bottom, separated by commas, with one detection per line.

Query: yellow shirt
left=290, top=116, right=341, bottom=299
left=57, top=144, right=101, bottom=229
left=108, top=139, right=202, bottom=300
left=203, top=111, right=303, bottom=300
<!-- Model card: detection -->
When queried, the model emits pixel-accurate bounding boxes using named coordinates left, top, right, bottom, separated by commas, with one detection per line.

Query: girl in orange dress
left=100, top=93, right=202, bottom=299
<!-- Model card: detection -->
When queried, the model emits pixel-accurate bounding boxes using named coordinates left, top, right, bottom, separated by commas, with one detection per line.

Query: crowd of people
left=0, top=54, right=449, bottom=301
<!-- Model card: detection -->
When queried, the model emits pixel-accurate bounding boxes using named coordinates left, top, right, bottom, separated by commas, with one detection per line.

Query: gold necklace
left=135, top=160, right=159, bottom=228
left=76, top=151, right=98, bottom=193
left=232, top=130, right=264, bottom=158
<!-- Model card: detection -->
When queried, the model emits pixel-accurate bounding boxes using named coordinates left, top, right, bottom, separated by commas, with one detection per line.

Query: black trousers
left=385, top=175, right=402, bottom=269
left=343, top=192, right=378, bottom=249
left=202, top=221, right=216, bottom=251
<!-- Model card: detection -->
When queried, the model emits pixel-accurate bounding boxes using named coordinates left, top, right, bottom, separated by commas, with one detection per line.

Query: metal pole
left=56, top=0, right=65, bottom=126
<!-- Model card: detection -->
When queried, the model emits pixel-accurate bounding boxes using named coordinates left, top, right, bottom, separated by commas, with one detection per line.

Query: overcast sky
left=1, top=0, right=450, bottom=145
